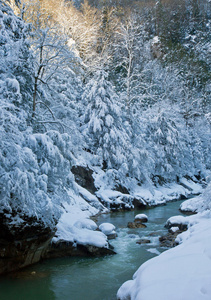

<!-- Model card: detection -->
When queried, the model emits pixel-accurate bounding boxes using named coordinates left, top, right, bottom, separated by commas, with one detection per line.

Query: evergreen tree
left=81, top=70, right=130, bottom=171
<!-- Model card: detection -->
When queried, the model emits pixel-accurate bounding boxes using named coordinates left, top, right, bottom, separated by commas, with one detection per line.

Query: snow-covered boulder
left=48, top=200, right=116, bottom=257
left=74, top=219, right=98, bottom=231
left=165, top=215, right=189, bottom=231
left=99, top=223, right=117, bottom=240
left=134, top=214, right=148, bottom=223
left=180, top=197, right=199, bottom=214
left=96, top=189, right=134, bottom=211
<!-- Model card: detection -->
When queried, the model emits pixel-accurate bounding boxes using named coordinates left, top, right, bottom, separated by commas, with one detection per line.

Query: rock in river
left=134, top=214, right=148, bottom=223
left=136, top=239, right=151, bottom=245
left=127, top=222, right=147, bottom=229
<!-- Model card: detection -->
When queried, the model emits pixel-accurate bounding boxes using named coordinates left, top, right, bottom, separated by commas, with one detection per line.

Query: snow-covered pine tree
left=144, top=105, right=197, bottom=184
left=81, top=70, right=130, bottom=173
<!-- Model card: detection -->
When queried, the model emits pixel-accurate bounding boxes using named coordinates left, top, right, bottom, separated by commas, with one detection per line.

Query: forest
left=1, top=0, right=210, bottom=224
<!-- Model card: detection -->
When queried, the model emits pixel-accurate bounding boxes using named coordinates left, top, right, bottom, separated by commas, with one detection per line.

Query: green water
left=0, top=200, right=185, bottom=300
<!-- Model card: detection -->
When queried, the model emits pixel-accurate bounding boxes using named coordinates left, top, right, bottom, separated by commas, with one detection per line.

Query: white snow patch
left=170, top=226, right=180, bottom=233
left=152, top=36, right=160, bottom=44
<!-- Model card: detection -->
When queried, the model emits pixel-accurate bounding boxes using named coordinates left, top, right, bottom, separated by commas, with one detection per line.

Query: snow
left=99, top=223, right=116, bottom=235
left=180, top=182, right=211, bottom=213
left=165, top=215, right=190, bottom=227
left=130, top=180, right=200, bottom=206
left=118, top=213, right=211, bottom=300
left=180, top=178, right=203, bottom=194
left=52, top=189, right=108, bottom=248
left=117, top=186, right=211, bottom=300
left=89, top=169, right=204, bottom=211
left=5, top=78, right=20, bottom=93
left=74, top=219, right=98, bottom=230
left=96, top=188, right=134, bottom=208
left=152, top=36, right=160, bottom=44
left=0, top=1, right=210, bottom=283
left=147, top=248, right=160, bottom=255
left=96, top=189, right=126, bottom=203
left=76, top=183, right=106, bottom=212
left=134, top=214, right=148, bottom=221
left=169, top=226, right=180, bottom=233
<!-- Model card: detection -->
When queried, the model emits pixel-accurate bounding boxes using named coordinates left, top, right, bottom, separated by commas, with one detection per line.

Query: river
left=0, top=200, right=186, bottom=300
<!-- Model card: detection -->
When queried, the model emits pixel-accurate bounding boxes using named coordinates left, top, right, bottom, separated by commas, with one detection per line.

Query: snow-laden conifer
left=81, top=70, right=131, bottom=172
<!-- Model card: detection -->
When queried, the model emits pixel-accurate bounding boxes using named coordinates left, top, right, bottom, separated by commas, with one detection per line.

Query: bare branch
left=35, top=101, right=56, bottom=120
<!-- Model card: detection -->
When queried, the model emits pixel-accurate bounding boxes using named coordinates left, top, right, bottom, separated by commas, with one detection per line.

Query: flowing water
left=0, top=200, right=186, bottom=300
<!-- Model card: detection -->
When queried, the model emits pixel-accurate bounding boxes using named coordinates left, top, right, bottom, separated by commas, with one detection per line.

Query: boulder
left=134, top=214, right=148, bottom=223
left=136, top=239, right=151, bottom=245
left=133, top=198, right=147, bottom=209
left=45, top=239, right=116, bottom=258
left=165, top=220, right=188, bottom=231
left=159, top=227, right=185, bottom=248
left=99, top=223, right=117, bottom=240
left=127, top=222, right=147, bottom=229
left=107, top=232, right=118, bottom=240
left=159, top=232, right=180, bottom=248
left=0, top=213, right=54, bottom=275
left=71, top=165, right=96, bottom=194
left=161, top=217, right=188, bottom=248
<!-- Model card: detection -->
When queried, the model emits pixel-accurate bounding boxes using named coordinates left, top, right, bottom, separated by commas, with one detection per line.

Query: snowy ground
left=117, top=183, right=211, bottom=300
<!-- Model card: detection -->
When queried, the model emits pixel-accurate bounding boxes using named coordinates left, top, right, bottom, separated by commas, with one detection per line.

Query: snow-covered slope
left=117, top=183, right=211, bottom=300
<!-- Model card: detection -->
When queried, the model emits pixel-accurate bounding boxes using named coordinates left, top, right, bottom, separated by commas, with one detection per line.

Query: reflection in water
left=0, top=200, right=185, bottom=300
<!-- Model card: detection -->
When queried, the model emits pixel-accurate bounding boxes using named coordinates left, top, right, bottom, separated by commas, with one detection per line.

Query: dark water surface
left=0, top=200, right=185, bottom=300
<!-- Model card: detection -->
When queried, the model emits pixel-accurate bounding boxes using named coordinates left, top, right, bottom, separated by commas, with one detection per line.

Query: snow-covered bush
left=0, top=1, right=34, bottom=112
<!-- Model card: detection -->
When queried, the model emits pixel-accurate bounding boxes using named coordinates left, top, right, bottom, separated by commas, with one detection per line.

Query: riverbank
left=48, top=178, right=203, bottom=260
left=0, top=177, right=203, bottom=275
left=117, top=182, right=211, bottom=300
left=0, top=199, right=189, bottom=300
